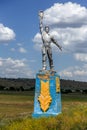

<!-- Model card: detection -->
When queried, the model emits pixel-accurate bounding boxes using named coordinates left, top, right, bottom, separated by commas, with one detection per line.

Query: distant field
left=0, top=91, right=34, bottom=119
left=0, top=91, right=87, bottom=130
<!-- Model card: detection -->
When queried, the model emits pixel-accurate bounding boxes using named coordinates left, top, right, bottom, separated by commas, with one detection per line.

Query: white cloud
left=0, top=23, right=15, bottom=43
left=17, top=43, right=22, bottom=46
left=0, top=61, right=3, bottom=66
left=18, top=47, right=27, bottom=53
left=33, top=2, right=87, bottom=53
left=43, top=2, right=87, bottom=26
left=33, top=33, right=42, bottom=51
left=11, top=48, right=16, bottom=52
left=10, top=46, right=27, bottom=53
left=59, top=65, right=87, bottom=81
left=0, top=57, right=33, bottom=78
left=74, top=70, right=87, bottom=76
left=74, top=53, right=87, bottom=62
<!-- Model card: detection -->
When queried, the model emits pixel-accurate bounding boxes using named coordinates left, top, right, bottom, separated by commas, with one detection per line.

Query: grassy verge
left=0, top=92, right=87, bottom=130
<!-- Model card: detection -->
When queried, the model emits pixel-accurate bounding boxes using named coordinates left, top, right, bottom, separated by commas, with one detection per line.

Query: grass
left=0, top=91, right=87, bottom=130
left=62, top=93, right=87, bottom=102
left=0, top=91, right=34, bottom=118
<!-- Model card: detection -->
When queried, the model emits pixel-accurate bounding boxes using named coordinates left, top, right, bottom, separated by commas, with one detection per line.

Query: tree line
left=0, top=78, right=87, bottom=93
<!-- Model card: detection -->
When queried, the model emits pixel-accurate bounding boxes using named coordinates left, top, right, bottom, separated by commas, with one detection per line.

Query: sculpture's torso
left=42, top=31, right=51, bottom=47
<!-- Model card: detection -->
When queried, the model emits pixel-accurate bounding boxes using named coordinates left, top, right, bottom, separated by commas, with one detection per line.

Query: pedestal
left=32, top=71, right=62, bottom=118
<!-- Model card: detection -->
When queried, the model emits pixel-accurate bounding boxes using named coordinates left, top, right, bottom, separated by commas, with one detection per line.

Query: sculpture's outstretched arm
left=51, top=37, right=62, bottom=51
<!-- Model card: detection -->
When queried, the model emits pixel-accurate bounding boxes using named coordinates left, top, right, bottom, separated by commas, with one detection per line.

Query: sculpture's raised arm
left=38, top=11, right=44, bottom=34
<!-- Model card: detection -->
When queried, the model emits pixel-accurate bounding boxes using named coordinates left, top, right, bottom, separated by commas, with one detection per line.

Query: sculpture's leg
left=42, top=46, right=47, bottom=70
left=47, top=48, right=54, bottom=70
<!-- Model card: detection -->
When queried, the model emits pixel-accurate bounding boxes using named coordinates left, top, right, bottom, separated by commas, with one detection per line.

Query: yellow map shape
left=38, top=80, right=52, bottom=112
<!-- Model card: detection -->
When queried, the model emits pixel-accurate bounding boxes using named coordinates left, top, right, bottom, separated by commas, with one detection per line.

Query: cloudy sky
left=0, top=0, right=87, bottom=81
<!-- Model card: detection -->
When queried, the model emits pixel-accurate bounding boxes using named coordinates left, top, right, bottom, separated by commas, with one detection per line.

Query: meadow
left=0, top=91, right=87, bottom=130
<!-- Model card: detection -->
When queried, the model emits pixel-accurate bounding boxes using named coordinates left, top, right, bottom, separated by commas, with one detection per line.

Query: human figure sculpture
left=39, top=11, right=62, bottom=72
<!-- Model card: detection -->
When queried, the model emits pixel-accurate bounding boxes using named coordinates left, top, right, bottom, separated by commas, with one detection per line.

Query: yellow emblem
left=56, top=77, right=60, bottom=92
left=38, top=80, right=52, bottom=112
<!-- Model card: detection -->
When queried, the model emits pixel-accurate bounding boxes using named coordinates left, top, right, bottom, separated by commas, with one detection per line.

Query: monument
left=32, top=11, right=62, bottom=118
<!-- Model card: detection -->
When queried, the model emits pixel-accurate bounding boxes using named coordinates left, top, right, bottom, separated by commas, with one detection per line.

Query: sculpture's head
left=45, top=26, right=49, bottom=33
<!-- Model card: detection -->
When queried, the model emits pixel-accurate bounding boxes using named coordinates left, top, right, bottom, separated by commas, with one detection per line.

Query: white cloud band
left=59, top=65, right=87, bottom=81
left=0, top=57, right=33, bottom=78
left=74, top=53, right=87, bottom=62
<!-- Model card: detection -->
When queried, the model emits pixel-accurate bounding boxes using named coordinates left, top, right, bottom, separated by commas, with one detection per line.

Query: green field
left=0, top=91, right=87, bottom=130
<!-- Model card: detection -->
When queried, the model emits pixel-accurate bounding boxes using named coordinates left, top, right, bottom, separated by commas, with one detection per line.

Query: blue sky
left=0, top=0, right=87, bottom=81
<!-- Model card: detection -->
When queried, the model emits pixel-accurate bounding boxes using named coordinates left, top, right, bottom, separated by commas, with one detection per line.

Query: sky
left=0, top=0, right=87, bottom=81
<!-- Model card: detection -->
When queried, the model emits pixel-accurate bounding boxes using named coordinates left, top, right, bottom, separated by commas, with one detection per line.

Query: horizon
left=0, top=77, right=87, bottom=83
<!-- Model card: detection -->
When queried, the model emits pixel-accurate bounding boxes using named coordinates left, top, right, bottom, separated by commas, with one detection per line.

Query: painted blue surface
left=32, top=72, right=62, bottom=118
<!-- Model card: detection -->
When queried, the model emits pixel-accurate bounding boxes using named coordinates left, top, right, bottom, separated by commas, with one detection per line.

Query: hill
left=0, top=78, right=87, bottom=93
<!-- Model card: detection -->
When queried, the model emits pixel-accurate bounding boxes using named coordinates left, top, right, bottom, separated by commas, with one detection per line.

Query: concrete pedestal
left=32, top=71, right=62, bottom=118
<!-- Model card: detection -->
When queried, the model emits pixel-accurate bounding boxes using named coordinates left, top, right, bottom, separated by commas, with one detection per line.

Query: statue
left=39, top=11, right=62, bottom=72
left=32, top=10, right=62, bottom=118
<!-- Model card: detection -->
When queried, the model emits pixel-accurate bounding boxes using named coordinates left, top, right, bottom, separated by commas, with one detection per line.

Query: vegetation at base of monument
left=1, top=102, right=87, bottom=130
left=0, top=92, right=87, bottom=130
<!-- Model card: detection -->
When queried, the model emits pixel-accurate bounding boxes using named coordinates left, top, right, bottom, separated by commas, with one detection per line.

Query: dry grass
left=0, top=91, right=34, bottom=119
left=0, top=92, right=87, bottom=130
